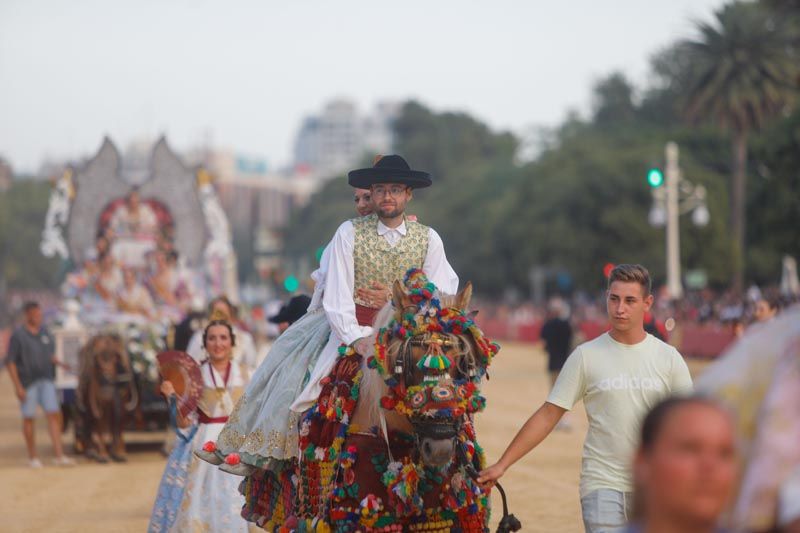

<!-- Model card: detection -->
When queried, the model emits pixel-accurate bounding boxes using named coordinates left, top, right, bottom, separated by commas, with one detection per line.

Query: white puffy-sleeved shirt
left=290, top=218, right=458, bottom=412
left=324, top=218, right=459, bottom=345
left=307, top=242, right=331, bottom=312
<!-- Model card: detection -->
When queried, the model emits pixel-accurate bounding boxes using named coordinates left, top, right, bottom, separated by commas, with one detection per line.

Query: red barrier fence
left=481, top=319, right=734, bottom=359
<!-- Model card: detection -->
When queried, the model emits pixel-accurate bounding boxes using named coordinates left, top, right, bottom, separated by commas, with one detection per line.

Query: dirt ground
left=0, top=341, right=709, bottom=533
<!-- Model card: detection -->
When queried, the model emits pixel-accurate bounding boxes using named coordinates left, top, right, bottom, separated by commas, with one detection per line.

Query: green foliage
left=282, top=4, right=800, bottom=296
left=0, top=180, right=62, bottom=289
left=681, top=2, right=799, bottom=132
left=748, top=106, right=800, bottom=283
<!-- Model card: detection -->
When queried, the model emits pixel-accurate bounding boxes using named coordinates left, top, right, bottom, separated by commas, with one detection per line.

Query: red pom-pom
left=202, top=441, right=217, bottom=453
left=225, top=453, right=241, bottom=465
left=380, top=395, right=398, bottom=409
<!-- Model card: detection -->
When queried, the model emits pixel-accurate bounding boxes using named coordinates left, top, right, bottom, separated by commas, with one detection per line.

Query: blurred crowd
left=61, top=189, right=199, bottom=324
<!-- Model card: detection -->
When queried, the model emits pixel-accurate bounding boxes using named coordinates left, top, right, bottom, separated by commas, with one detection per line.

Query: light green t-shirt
left=547, top=332, right=693, bottom=497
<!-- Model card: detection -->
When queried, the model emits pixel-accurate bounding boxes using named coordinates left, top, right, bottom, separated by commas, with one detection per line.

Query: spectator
left=754, top=295, right=779, bottom=323
left=630, top=397, right=736, bottom=533
left=540, top=297, right=573, bottom=431
left=268, top=295, right=312, bottom=334
left=186, top=296, right=258, bottom=374
left=5, top=302, right=75, bottom=467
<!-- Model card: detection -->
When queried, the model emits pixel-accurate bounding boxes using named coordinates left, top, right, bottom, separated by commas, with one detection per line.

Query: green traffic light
left=647, top=168, right=664, bottom=188
left=283, top=275, right=299, bottom=292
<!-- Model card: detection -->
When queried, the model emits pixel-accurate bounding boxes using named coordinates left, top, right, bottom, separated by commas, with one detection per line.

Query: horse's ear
left=392, top=279, right=412, bottom=312
left=455, top=282, right=473, bottom=312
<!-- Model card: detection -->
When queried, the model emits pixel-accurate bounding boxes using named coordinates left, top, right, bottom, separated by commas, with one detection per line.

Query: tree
left=0, top=180, right=61, bottom=291
left=592, top=73, right=637, bottom=127
left=679, top=1, right=799, bottom=293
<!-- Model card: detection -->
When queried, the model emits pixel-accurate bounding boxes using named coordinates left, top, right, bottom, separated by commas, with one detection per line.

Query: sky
left=0, top=0, right=728, bottom=173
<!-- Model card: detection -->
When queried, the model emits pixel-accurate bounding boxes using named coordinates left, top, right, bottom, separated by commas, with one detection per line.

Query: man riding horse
left=201, top=154, right=458, bottom=472
left=292, top=154, right=459, bottom=412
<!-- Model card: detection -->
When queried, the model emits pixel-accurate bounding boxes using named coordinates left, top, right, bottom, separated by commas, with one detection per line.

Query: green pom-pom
left=417, top=354, right=451, bottom=370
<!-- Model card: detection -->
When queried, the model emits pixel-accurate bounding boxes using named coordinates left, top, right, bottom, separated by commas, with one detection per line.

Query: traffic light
left=283, top=275, right=299, bottom=292
left=647, top=167, right=664, bottom=188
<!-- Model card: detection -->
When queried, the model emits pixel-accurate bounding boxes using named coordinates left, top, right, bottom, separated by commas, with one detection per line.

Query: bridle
left=389, top=329, right=521, bottom=533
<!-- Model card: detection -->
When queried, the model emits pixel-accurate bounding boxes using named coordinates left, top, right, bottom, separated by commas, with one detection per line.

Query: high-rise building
left=293, top=99, right=399, bottom=179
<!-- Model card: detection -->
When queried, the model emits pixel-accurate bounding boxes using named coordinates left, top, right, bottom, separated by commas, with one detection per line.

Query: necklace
left=208, top=360, right=232, bottom=407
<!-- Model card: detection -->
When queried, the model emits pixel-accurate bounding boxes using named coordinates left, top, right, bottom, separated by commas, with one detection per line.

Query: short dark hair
left=639, top=396, right=722, bottom=453
left=608, top=264, right=652, bottom=296
left=22, top=301, right=40, bottom=313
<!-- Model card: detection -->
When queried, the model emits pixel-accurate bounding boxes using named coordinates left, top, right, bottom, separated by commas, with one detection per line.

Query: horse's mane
left=358, top=291, right=482, bottom=429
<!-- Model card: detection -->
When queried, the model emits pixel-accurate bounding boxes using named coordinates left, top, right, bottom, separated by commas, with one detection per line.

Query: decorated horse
left=76, top=333, right=138, bottom=462
left=202, top=269, right=500, bottom=531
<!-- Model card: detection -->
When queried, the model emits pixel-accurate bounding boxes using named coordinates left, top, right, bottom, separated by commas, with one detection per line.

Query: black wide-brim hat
left=269, top=294, right=311, bottom=325
left=348, top=155, right=432, bottom=189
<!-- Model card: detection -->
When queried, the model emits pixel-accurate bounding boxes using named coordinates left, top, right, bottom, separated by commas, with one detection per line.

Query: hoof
left=110, top=454, right=127, bottom=463
left=194, top=449, right=223, bottom=465
left=218, top=461, right=256, bottom=476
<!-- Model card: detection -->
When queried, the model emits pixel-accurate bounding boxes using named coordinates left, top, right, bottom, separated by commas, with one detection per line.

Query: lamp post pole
left=665, top=142, right=682, bottom=300
left=649, top=142, right=709, bottom=301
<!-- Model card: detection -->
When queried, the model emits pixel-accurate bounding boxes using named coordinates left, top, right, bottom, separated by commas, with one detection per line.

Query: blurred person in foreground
left=695, top=304, right=800, bottom=532
left=6, top=301, right=75, bottom=467
left=479, top=264, right=693, bottom=533
left=540, top=296, right=573, bottom=431
left=629, top=397, right=736, bottom=533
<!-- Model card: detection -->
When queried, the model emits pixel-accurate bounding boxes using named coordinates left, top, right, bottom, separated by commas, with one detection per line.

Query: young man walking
left=479, top=264, right=692, bottom=532
left=6, top=301, right=75, bottom=467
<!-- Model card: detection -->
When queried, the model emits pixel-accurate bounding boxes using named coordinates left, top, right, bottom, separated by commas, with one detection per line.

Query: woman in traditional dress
left=208, top=187, right=377, bottom=471
left=148, top=320, right=251, bottom=532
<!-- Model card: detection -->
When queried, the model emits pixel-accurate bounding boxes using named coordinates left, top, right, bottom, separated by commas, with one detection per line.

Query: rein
left=454, top=426, right=522, bottom=533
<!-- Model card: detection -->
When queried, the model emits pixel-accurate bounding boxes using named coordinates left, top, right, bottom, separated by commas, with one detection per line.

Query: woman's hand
left=353, top=337, right=375, bottom=357
left=160, top=380, right=176, bottom=398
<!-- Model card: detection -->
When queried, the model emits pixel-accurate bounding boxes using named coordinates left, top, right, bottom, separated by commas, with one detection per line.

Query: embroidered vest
left=352, top=214, right=429, bottom=307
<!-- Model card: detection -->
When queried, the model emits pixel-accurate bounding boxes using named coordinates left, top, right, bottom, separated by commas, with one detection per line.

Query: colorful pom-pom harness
left=369, top=268, right=500, bottom=422
left=238, top=269, right=500, bottom=532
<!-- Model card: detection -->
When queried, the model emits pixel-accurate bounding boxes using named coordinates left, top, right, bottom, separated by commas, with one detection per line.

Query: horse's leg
left=95, top=403, right=112, bottom=463
left=110, top=389, right=126, bottom=462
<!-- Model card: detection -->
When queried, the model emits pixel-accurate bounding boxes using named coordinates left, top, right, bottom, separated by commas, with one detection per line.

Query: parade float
left=40, top=137, right=238, bottom=453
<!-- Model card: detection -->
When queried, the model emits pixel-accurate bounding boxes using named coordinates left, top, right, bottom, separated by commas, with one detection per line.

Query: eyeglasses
left=371, top=185, right=408, bottom=198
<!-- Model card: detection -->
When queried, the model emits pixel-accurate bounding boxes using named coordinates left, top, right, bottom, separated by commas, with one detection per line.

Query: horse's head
left=88, top=335, right=125, bottom=384
left=369, top=269, right=499, bottom=468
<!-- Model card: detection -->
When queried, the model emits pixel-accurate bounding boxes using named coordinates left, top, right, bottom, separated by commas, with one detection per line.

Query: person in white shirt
left=479, top=264, right=693, bottom=533
left=290, top=154, right=458, bottom=411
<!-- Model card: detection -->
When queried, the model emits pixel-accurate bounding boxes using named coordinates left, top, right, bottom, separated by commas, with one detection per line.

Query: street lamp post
left=649, top=142, right=709, bottom=300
